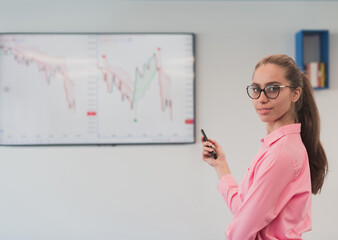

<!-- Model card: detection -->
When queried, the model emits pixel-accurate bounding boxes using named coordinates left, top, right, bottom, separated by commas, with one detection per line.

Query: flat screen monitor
left=0, top=33, right=195, bottom=145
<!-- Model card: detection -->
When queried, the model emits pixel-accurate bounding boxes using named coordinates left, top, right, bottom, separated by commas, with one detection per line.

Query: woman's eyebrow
left=266, top=81, right=282, bottom=85
left=251, top=81, right=282, bottom=87
left=251, top=82, right=260, bottom=87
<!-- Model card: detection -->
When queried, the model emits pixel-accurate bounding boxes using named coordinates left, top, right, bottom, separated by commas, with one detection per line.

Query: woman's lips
left=258, top=107, right=273, bottom=114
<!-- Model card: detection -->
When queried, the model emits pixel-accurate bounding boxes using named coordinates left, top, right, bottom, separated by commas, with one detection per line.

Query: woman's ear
left=292, top=87, right=302, bottom=103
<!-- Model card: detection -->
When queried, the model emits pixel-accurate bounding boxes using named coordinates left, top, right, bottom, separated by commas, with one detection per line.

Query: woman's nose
left=258, top=90, right=269, bottom=102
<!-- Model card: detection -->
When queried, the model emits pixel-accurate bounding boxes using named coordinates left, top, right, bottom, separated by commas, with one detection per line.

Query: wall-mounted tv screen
left=0, top=33, right=195, bottom=145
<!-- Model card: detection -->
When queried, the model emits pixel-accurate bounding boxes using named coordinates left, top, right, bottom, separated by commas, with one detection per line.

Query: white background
left=0, top=1, right=337, bottom=239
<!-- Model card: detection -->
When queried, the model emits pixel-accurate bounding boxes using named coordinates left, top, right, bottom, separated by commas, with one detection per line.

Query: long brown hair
left=255, top=54, right=328, bottom=194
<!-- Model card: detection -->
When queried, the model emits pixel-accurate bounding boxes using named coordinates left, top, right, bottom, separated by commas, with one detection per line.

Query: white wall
left=0, top=1, right=337, bottom=239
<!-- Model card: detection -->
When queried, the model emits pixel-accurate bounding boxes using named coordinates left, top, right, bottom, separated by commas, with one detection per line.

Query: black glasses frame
left=246, top=85, right=297, bottom=99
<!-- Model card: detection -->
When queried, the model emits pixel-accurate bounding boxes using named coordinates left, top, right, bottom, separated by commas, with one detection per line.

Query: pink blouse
left=218, top=124, right=312, bottom=239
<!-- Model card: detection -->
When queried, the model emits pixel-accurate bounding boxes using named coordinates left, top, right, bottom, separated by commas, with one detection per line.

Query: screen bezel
left=0, top=32, right=196, bottom=146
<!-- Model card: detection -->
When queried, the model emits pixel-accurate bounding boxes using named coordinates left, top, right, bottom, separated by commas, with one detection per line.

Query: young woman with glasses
left=202, top=54, right=328, bottom=239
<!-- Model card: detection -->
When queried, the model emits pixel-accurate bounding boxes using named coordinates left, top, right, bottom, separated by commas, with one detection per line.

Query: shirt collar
left=261, top=123, right=301, bottom=146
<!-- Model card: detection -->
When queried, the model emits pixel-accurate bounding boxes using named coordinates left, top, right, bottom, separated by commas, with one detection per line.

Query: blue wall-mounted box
left=295, top=30, right=329, bottom=89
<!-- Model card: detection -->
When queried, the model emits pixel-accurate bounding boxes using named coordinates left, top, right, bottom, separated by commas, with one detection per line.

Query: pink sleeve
left=218, top=174, right=242, bottom=215
left=219, top=152, right=296, bottom=240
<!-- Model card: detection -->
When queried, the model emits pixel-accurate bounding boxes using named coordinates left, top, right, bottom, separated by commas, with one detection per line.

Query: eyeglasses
left=246, top=85, right=296, bottom=99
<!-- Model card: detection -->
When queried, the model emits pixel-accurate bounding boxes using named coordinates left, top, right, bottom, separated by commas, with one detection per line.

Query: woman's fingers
left=203, top=145, right=215, bottom=153
left=201, top=136, right=219, bottom=165
left=202, top=139, right=214, bottom=147
left=207, top=138, right=219, bottom=148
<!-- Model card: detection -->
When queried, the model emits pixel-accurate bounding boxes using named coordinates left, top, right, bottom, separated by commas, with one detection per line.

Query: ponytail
left=255, top=54, right=328, bottom=194
left=297, top=73, right=328, bottom=194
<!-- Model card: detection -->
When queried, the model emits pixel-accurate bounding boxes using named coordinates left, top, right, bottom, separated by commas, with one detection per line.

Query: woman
left=202, top=54, right=328, bottom=239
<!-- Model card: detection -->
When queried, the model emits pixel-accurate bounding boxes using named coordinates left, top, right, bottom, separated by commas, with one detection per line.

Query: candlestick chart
left=0, top=44, right=75, bottom=110
left=97, top=48, right=172, bottom=123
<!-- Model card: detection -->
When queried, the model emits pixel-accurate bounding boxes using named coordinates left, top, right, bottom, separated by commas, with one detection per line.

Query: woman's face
left=251, top=64, right=301, bottom=131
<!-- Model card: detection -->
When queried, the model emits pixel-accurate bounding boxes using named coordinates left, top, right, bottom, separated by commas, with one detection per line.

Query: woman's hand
left=201, top=137, right=231, bottom=179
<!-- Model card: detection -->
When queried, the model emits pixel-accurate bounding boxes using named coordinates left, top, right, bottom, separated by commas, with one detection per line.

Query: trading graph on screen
left=0, top=33, right=195, bottom=145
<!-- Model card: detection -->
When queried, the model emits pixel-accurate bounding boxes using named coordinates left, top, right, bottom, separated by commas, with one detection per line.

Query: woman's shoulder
left=265, top=134, right=307, bottom=178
